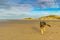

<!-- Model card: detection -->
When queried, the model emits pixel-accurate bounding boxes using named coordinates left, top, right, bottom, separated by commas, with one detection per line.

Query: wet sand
left=0, top=20, right=60, bottom=40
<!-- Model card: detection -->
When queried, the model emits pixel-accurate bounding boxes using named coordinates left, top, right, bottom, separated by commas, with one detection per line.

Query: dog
left=40, top=21, right=51, bottom=34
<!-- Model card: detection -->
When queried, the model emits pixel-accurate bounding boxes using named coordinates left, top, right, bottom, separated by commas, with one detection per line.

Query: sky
left=0, top=0, right=60, bottom=19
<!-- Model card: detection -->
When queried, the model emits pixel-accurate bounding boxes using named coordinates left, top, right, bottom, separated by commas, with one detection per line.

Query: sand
left=0, top=20, right=60, bottom=40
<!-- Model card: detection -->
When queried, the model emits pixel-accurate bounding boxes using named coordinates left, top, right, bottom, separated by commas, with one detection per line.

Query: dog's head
left=40, top=21, right=46, bottom=25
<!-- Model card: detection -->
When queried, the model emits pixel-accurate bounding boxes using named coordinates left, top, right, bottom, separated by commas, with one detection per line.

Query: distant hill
left=24, top=15, right=60, bottom=20
left=39, top=15, right=60, bottom=20
left=24, top=18, right=33, bottom=20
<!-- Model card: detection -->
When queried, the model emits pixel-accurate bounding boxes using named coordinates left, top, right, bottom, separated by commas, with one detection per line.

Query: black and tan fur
left=40, top=21, right=51, bottom=34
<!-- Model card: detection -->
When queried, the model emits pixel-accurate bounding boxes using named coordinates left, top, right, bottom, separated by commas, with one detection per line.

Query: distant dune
left=24, top=15, right=60, bottom=20
left=39, top=15, right=60, bottom=20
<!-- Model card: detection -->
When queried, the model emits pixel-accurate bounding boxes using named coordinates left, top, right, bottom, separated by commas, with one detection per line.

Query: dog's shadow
left=32, top=27, right=40, bottom=33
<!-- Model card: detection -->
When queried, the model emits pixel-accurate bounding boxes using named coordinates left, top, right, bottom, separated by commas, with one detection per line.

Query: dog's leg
left=40, top=28, right=44, bottom=34
left=43, top=27, right=46, bottom=31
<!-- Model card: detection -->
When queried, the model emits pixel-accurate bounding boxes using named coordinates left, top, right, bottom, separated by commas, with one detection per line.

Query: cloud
left=15, top=4, right=33, bottom=11
left=0, top=0, right=60, bottom=9
left=11, top=0, right=59, bottom=8
left=0, top=4, right=34, bottom=19
left=35, top=0, right=59, bottom=8
left=0, top=0, right=60, bottom=19
left=0, top=0, right=34, bottom=19
left=0, top=2, right=34, bottom=16
left=0, top=8, right=28, bottom=16
left=0, top=0, right=10, bottom=9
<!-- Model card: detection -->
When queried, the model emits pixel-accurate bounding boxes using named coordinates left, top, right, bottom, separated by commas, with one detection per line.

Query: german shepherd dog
left=40, top=21, right=51, bottom=34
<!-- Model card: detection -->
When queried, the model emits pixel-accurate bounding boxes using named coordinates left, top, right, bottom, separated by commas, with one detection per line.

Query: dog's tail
left=47, top=24, right=51, bottom=27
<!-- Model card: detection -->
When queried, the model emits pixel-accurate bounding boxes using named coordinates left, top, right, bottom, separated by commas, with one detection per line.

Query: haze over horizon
left=0, top=0, right=60, bottom=19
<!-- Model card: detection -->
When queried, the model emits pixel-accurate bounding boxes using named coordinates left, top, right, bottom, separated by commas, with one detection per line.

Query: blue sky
left=0, top=0, right=60, bottom=19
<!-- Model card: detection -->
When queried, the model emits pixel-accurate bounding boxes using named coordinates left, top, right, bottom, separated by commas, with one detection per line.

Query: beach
left=0, top=20, right=60, bottom=40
